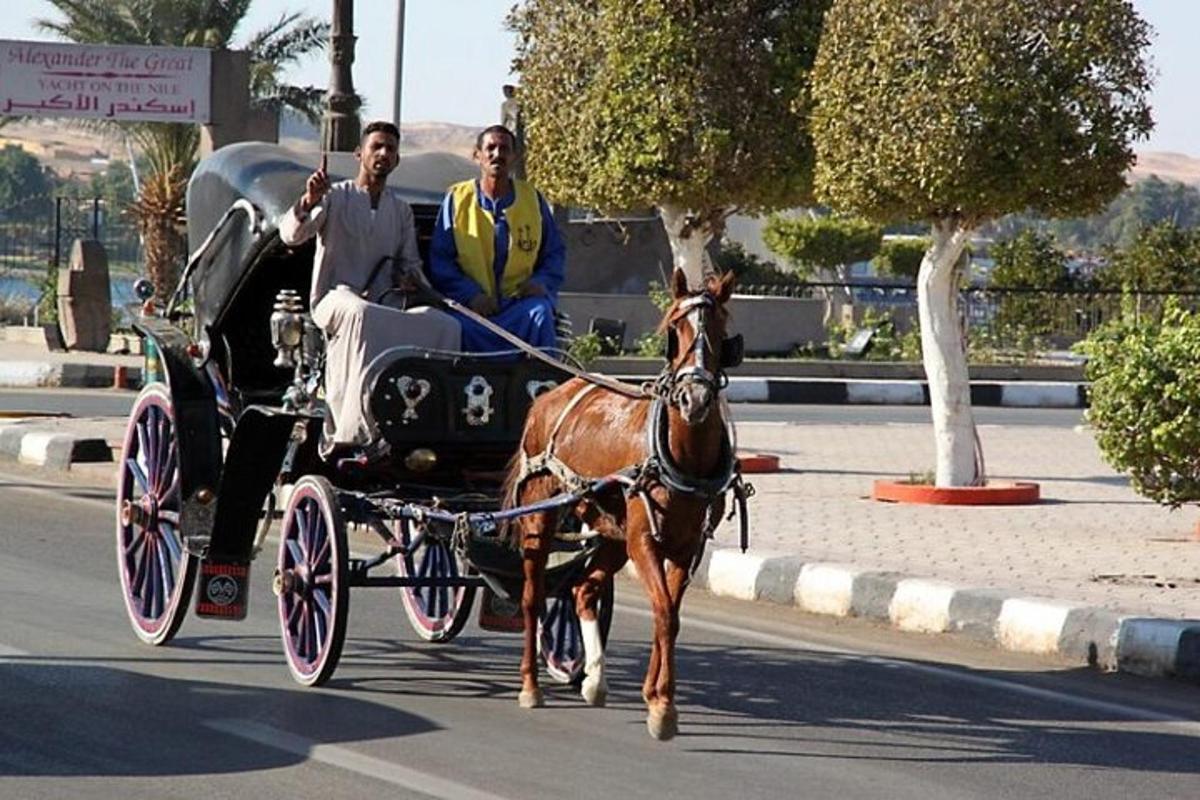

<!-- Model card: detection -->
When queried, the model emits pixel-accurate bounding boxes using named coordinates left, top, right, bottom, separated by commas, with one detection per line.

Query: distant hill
left=1130, top=151, right=1200, bottom=187
left=278, top=113, right=478, bottom=157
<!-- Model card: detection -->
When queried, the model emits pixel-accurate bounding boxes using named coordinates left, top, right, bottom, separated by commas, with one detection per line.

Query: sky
left=1, top=0, right=1197, bottom=156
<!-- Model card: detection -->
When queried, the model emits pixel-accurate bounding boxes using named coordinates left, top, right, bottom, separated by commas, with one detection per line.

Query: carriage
left=115, top=142, right=615, bottom=686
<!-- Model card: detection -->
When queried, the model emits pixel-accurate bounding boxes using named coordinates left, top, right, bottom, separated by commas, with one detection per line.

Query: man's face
left=475, top=131, right=515, bottom=180
left=356, top=131, right=400, bottom=179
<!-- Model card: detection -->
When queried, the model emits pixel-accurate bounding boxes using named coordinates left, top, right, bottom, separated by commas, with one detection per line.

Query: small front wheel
left=276, top=475, right=349, bottom=686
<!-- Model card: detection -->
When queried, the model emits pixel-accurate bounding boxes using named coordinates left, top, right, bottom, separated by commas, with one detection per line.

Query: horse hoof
left=581, top=675, right=607, bottom=707
left=646, top=706, right=679, bottom=741
left=518, top=688, right=544, bottom=709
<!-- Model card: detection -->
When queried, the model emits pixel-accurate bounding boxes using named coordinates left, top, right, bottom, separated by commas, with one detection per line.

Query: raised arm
left=279, top=155, right=331, bottom=245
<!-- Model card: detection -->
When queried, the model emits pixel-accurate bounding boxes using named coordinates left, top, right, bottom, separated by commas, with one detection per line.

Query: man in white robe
left=278, top=120, right=460, bottom=448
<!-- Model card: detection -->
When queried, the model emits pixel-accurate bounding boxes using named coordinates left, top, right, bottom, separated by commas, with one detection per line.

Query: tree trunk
left=659, top=204, right=717, bottom=290
left=918, top=219, right=979, bottom=486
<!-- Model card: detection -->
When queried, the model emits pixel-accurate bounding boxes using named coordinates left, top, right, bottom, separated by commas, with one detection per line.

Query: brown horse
left=503, top=268, right=743, bottom=740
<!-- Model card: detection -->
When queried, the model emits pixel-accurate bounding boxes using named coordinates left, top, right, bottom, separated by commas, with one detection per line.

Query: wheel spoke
left=285, top=539, right=304, bottom=568
left=155, top=533, right=177, bottom=599
left=125, top=458, right=150, bottom=495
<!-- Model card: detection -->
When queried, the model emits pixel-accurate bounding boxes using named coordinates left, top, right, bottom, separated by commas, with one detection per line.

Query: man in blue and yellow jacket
left=430, top=125, right=566, bottom=353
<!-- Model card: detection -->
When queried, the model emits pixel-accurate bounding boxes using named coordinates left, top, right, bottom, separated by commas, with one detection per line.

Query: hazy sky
left=1, top=0, right=1195, bottom=155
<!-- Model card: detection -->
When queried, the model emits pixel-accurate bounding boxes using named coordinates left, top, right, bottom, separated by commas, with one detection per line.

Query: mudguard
left=206, top=404, right=302, bottom=561
left=134, top=317, right=223, bottom=547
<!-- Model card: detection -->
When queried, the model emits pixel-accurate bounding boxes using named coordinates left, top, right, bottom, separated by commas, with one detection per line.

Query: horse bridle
left=660, top=292, right=744, bottom=407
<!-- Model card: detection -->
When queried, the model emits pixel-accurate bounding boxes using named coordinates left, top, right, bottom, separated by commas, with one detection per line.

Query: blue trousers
left=455, top=296, right=557, bottom=354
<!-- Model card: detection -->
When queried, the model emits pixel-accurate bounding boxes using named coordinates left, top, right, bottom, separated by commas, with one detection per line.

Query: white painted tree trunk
left=918, top=220, right=979, bottom=487
left=659, top=203, right=716, bottom=290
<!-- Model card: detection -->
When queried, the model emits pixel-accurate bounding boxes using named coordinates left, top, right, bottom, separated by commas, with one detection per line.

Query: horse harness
left=511, top=291, right=754, bottom=559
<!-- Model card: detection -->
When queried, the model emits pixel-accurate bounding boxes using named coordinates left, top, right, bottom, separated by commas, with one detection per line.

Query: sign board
left=0, top=39, right=211, bottom=124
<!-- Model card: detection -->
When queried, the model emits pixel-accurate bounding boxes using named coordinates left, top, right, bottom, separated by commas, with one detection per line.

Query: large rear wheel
left=115, top=383, right=196, bottom=645
left=276, top=475, right=349, bottom=686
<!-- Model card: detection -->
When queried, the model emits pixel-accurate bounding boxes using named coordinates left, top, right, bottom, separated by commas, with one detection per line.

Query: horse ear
left=715, top=270, right=736, bottom=304
left=671, top=268, right=689, bottom=299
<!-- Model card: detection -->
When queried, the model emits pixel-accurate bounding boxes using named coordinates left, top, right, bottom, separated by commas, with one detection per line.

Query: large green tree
left=811, top=0, right=1153, bottom=486
left=0, top=145, right=53, bottom=219
left=37, top=0, right=329, bottom=299
left=508, top=0, right=829, bottom=289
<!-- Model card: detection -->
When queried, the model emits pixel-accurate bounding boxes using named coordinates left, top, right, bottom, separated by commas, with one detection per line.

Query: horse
left=502, top=268, right=745, bottom=740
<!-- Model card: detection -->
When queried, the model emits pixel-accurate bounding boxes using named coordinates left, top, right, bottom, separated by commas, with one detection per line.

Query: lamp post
left=322, top=0, right=361, bottom=152
left=392, top=0, right=406, bottom=129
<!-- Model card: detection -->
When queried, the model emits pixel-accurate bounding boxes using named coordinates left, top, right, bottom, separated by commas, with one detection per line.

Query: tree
left=508, top=0, right=830, bottom=289
left=0, top=145, right=53, bottom=219
left=988, top=230, right=1073, bottom=342
left=811, top=0, right=1153, bottom=486
left=763, top=214, right=881, bottom=323
left=38, top=0, right=329, bottom=299
left=1098, top=222, right=1200, bottom=294
left=873, top=237, right=928, bottom=281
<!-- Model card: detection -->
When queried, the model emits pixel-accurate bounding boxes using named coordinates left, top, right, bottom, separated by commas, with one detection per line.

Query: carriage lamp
left=270, top=290, right=306, bottom=369
left=404, top=448, right=438, bottom=472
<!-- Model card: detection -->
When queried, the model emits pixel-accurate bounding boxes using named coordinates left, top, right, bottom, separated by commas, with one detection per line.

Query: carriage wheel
left=116, top=383, right=197, bottom=646
left=276, top=475, right=349, bottom=686
left=394, top=520, right=476, bottom=643
left=540, top=574, right=614, bottom=685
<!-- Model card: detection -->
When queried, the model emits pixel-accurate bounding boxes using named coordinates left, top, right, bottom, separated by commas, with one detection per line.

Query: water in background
left=0, top=274, right=139, bottom=323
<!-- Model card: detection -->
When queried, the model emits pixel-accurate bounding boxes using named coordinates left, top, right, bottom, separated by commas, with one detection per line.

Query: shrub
left=1078, top=301, right=1200, bottom=508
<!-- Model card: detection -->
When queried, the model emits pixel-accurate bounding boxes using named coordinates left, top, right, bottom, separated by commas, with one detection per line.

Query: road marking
left=203, top=718, right=512, bottom=800
left=618, top=603, right=1200, bottom=733
left=0, top=643, right=30, bottom=657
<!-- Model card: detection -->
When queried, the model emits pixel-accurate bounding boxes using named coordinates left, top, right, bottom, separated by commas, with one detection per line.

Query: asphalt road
left=2, top=465, right=1198, bottom=799
left=0, top=387, right=1088, bottom=428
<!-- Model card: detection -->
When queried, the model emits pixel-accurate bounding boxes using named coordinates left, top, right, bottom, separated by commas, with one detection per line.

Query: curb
left=0, top=423, right=113, bottom=469
left=721, top=377, right=1087, bottom=408
left=0, top=361, right=142, bottom=389
left=693, top=548, right=1200, bottom=683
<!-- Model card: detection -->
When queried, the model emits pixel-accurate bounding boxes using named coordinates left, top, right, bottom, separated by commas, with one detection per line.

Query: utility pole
left=322, top=0, right=361, bottom=152
left=392, top=0, right=406, bottom=130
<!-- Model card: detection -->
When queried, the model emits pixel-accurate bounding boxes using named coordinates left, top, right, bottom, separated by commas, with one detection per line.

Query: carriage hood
left=185, top=142, right=476, bottom=321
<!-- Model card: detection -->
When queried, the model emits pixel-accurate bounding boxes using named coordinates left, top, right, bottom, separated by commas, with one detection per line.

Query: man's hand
left=469, top=293, right=499, bottom=317
left=299, top=153, right=330, bottom=213
left=517, top=279, right=546, bottom=298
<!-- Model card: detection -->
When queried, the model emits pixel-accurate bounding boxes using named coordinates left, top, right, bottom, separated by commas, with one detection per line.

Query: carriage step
left=195, top=559, right=250, bottom=620
left=477, top=586, right=524, bottom=633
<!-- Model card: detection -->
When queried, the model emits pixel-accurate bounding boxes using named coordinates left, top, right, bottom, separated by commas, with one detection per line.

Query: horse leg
left=576, top=538, right=625, bottom=707
left=627, top=513, right=679, bottom=740
left=518, top=507, right=553, bottom=709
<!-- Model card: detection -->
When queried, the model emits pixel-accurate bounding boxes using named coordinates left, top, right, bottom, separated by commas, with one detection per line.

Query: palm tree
left=38, top=0, right=329, bottom=300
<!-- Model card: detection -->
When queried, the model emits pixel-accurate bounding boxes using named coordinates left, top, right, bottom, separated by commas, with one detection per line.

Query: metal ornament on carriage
left=462, top=375, right=496, bottom=426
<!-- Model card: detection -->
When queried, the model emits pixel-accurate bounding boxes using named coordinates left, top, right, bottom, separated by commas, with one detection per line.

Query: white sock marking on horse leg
left=580, top=617, right=607, bottom=705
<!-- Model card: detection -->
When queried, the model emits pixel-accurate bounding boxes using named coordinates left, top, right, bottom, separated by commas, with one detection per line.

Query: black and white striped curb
left=723, top=377, right=1087, bottom=408
left=0, top=423, right=113, bottom=470
left=0, top=361, right=141, bottom=389
left=691, top=548, right=1200, bottom=683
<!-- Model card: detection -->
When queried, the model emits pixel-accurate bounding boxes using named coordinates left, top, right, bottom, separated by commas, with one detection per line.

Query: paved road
left=0, top=387, right=1086, bottom=428
left=2, top=465, right=1199, bottom=799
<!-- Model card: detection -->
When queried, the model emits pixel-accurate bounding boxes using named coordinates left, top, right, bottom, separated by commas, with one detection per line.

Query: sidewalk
left=1, top=336, right=1196, bottom=685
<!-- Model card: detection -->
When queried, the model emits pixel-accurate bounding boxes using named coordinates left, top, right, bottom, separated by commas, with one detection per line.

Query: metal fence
left=737, top=280, right=1200, bottom=354
left=0, top=195, right=143, bottom=320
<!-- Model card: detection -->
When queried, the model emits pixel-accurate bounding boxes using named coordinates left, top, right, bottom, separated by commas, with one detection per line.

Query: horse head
left=660, top=269, right=742, bottom=425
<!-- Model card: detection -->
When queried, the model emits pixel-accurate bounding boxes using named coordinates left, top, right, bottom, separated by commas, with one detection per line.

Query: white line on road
left=618, top=603, right=1200, bottom=734
left=202, top=718, right=512, bottom=800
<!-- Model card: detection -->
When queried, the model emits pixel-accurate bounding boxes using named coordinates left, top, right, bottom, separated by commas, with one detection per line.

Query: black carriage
left=116, top=142, right=610, bottom=686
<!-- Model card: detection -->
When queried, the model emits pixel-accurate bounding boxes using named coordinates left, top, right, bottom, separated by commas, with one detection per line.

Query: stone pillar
left=322, top=0, right=361, bottom=153
left=200, top=50, right=268, bottom=158
left=57, top=239, right=112, bottom=352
